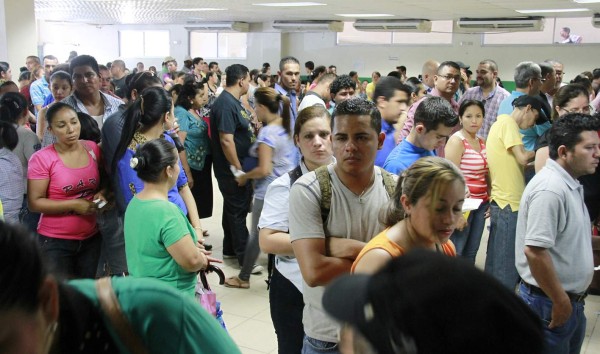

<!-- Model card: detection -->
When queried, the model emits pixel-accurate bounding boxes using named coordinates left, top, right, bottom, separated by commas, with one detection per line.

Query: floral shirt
left=174, top=106, right=211, bottom=171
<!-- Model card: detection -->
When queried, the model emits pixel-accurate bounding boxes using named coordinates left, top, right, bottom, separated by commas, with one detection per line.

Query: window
left=483, top=17, right=600, bottom=45
left=119, top=30, right=169, bottom=57
left=189, top=32, right=247, bottom=59
left=337, top=21, right=452, bottom=45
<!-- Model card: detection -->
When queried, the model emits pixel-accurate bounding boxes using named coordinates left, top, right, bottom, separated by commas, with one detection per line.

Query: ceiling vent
left=272, top=20, right=344, bottom=32
left=353, top=19, right=432, bottom=32
left=593, top=13, right=600, bottom=28
left=456, top=17, right=544, bottom=32
left=184, top=22, right=249, bottom=32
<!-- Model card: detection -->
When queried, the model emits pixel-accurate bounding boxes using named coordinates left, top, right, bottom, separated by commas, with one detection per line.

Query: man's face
left=71, top=65, right=100, bottom=96
left=553, top=63, right=564, bottom=89
left=167, top=61, right=177, bottom=73
left=416, top=123, right=454, bottom=151
left=110, top=65, right=121, bottom=77
left=210, top=64, right=219, bottom=73
left=279, top=62, right=301, bottom=91
left=378, top=90, right=409, bottom=124
left=560, top=30, right=569, bottom=39
left=26, top=58, right=38, bottom=71
left=475, top=63, right=496, bottom=88
left=434, top=65, right=460, bottom=97
left=329, top=67, right=337, bottom=75
left=99, top=69, right=112, bottom=92
left=563, top=131, right=600, bottom=178
left=43, top=58, right=58, bottom=79
left=333, top=87, right=355, bottom=105
left=240, top=72, right=250, bottom=96
left=332, top=114, right=383, bottom=177
left=542, top=68, right=557, bottom=92
left=528, top=75, right=543, bottom=96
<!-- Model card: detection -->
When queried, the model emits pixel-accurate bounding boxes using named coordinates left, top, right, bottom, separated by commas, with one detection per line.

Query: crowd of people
left=0, top=52, right=599, bottom=354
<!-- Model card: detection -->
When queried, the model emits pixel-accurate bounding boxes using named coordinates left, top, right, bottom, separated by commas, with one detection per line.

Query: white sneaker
left=251, top=264, right=264, bottom=274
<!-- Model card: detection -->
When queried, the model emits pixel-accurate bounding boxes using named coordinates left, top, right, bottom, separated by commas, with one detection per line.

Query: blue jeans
left=239, top=198, right=264, bottom=281
left=302, top=336, right=340, bottom=354
left=451, top=200, right=488, bottom=264
left=518, top=283, right=586, bottom=354
left=96, top=208, right=128, bottom=276
left=484, top=201, right=519, bottom=289
left=270, top=266, right=304, bottom=354
left=37, top=233, right=101, bottom=279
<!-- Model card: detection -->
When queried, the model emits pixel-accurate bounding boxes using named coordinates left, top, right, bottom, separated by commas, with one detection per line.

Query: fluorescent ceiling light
left=254, top=2, right=326, bottom=7
left=573, top=0, right=600, bottom=3
left=168, top=8, right=227, bottom=11
left=517, top=8, right=589, bottom=13
left=336, top=14, right=394, bottom=17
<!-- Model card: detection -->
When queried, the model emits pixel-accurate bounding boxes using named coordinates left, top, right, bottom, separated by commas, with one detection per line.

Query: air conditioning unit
left=593, top=13, right=600, bottom=28
left=353, top=19, right=432, bottom=32
left=184, top=22, right=249, bottom=32
left=272, top=20, right=344, bottom=32
left=455, top=17, right=544, bottom=32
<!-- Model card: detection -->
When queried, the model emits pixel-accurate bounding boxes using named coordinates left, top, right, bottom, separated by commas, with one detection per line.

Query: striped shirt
left=459, top=85, right=510, bottom=141
left=454, top=130, right=488, bottom=201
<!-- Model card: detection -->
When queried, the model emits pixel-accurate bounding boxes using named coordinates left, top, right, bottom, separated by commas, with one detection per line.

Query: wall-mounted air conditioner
left=593, top=13, right=600, bottom=28
left=272, top=20, right=344, bottom=32
left=353, top=19, right=432, bottom=32
left=184, top=22, right=250, bottom=32
left=455, top=17, right=544, bottom=32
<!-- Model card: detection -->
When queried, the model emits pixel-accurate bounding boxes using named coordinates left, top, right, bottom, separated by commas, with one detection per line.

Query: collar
left=545, top=159, right=581, bottom=191
left=381, top=119, right=394, bottom=134
left=275, top=83, right=296, bottom=97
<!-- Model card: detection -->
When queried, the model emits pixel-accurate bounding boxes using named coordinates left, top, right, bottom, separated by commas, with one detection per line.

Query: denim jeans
left=450, top=200, right=489, bottom=264
left=217, top=176, right=252, bottom=265
left=484, top=201, right=520, bottom=290
left=518, top=283, right=586, bottom=354
left=239, top=198, right=264, bottom=281
left=270, top=266, right=304, bottom=354
left=302, top=336, right=340, bottom=354
left=38, top=233, right=102, bottom=279
left=19, top=196, right=40, bottom=234
left=96, top=208, right=127, bottom=276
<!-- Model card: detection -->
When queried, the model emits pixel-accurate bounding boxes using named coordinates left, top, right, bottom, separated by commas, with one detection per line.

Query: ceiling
left=34, top=0, right=600, bottom=25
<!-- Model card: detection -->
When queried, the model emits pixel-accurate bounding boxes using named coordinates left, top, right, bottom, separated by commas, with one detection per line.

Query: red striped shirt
left=455, top=131, right=489, bottom=201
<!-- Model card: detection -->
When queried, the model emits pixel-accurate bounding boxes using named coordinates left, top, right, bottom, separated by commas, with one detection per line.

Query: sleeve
left=30, top=82, right=45, bottom=106
left=522, top=190, right=564, bottom=249
left=216, top=106, right=237, bottom=134
left=499, top=119, right=524, bottom=151
left=160, top=206, right=192, bottom=248
left=117, top=151, right=144, bottom=206
left=27, top=149, right=51, bottom=179
left=163, top=135, right=188, bottom=188
left=256, top=126, right=276, bottom=149
left=175, top=109, right=192, bottom=133
left=258, top=177, right=291, bottom=231
left=22, top=130, right=41, bottom=161
left=289, top=178, right=326, bottom=241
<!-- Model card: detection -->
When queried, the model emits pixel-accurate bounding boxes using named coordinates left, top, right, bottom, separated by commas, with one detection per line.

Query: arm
left=352, top=248, right=393, bottom=274
left=326, top=237, right=366, bottom=259
left=219, top=132, right=241, bottom=170
left=444, top=135, right=464, bottom=169
left=28, top=179, right=96, bottom=215
left=509, top=144, right=535, bottom=166
left=36, top=108, right=47, bottom=142
left=177, top=131, right=194, bottom=188
left=524, top=246, right=572, bottom=328
left=238, top=143, right=273, bottom=185
left=179, top=185, right=202, bottom=231
left=292, top=238, right=354, bottom=287
left=534, top=147, right=549, bottom=173
left=166, top=234, right=208, bottom=272
left=259, top=228, right=294, bottom=256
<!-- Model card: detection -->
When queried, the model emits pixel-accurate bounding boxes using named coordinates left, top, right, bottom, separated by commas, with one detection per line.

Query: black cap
left=512, top=94, right=551, bottom=124
left=455, top=61, right=470, bottom=70
left=323, top=250, right=544, bottom=354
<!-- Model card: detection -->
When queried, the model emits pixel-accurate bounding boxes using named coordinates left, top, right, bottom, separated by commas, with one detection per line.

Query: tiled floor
left=200, top=176, right=600, bottom=353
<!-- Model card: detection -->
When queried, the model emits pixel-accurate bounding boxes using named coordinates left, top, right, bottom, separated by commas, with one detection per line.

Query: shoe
left=251, top=264, right=264, bottom=275
left=223, top=254, right=237, bottom=259
left=224, top=276, right=249, bottom=289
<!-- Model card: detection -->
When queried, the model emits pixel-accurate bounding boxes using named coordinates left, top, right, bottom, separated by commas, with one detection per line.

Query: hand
left=206, top=255, right=223, bottom=264
left=92, top=192, right=108, bottom=205
left=455, top=215, right=468, bottom=231
left=484, top=205, right=491, bottom=218
left=236, top=175, right=247, bottom=186
left=71, top=199, right=97, bottom=215
left=549, top=295, right=572, bottom=329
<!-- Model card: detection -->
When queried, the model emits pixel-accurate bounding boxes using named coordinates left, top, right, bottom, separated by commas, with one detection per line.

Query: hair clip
left=130, top=157, right=139, bottom=168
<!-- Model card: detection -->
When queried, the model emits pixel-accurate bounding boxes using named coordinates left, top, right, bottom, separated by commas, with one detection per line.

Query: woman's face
left=49, top=107, right=80, bottom=145
left=1, top=67, right=12, bottom=81
left=558, top=94, right=590, bottom=117
left=295, top=116, right=333, bottom=167
left=50, top=79, right=72, bottom=102
left=191, top=89, right=207, bottom=109
left=0, top=309, right=49, bottom=354
left=167, top=150, right=181, bottom=188
left=403, top=179, right=465, bottom=245
left=460, top=105, right=484, bottom=136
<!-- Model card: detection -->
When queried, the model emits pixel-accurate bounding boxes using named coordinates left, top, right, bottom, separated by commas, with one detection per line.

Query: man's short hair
left=43, top=55, right=58, bottom=62
left=562, top=27, right=571, bottom=34
left=398, top=65, right=407, bottom=72
left=328, top=65, right=336, bottom=70
left=317, top=73, right=336, bottom=87
left=479, top=59, right=498, bottom=72
left=414, top=96, right=459, bottom=132
left=349, top=71, right=357, bottom=78
left=592, top=68, right=600, bottom=80
left=330, top=74, right=356, bottom=95
left=373, top=76, right=411, bottom=101
left=437, top=61, right=460, bottom=74
left=98, top=64, right=109, bottom=72
left=538, top=62, right=554, bottom=78
left=209, top=61, right=218, bottom=70
left=192, top=57, right=203, bottom=66
left=548, top=114, right=600, bottom=160
left=112, top=59, right=125, bottom=70
left=279, top=56, right=300, bottom=71
left=225, top=64, right=249, bottom=87
left=387, top=71, right=401, bottom=79
left=69, top=55, right=99, bottom=75
left=372, top=71, right=381, bottom=79
left=305, top=61, right=315, bottom=71
left=333, top=97, right=381, bottom=134
left=514, top=61, right=542, bottom=89
left=27, top=55, right=40, bottom=63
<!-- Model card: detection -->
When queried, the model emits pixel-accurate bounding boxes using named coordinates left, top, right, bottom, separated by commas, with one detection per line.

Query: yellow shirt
left=366, top=82, right=376, bottom=101
left=487, top=114, right=525, bottom=211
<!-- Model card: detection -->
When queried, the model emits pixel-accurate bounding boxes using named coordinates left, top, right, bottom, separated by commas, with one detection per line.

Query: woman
left=406, top=77, right=427, bottom=102
left=36, top=71, right=73, bottom=145
left=225, top=87, right=296, bottom=289
left=535, top=84, right=591, bottom=172
left=0, top=121, right=22, bottom=224
left=175, top=82, right=213, bottom=235
left=125, top=139, right=216, bottom=296
left=258, top=105, right=334, bottom=353
left=352, top=157, right=464, bottom=274
left=0, top=221, right=241, bottom=354
left=444, top=100, right=489, bottom=264
left=28, top=102, right=106, bottom=279
left=113, top=86, right=205, bottom=236
left=0, top=61, right=11, bottom=81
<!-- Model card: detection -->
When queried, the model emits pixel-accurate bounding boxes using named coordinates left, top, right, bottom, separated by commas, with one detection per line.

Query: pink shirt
left=28, top=141, right=101, bottom=240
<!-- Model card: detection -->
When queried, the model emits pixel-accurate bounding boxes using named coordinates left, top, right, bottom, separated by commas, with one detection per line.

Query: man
left=516, top=114, right=600, bottom=353
left=384, top=97, right=458, bottom=174
left=373, top=76, right=411, bottom=167
left=454, top=61, right=471, bottom=99
left=98, top=65, right=119, bottom=99
left=181, top=56, right=193, bottom=74
left=290, top=97, right=392, bottom=353
left=135, top=62, right=144, bottom=73
left=544, top=59, right=565, bottom=95
left=484, top=95, right=541, bottom=289
left=592, top=68, right=600, bottom=93
left=110, top=59, right=128, bottom=99
left=30, top=54, right=58, bottom=115
left=209, top=61, right=220, bottom=73
left=305, top=60, right=315, bottom=76
left=459, top=59, right=510, bottom=140
left=25, top=55, right=40, bottom=72
left=328, top=74, right=357, bottom=115
left=421, top=59, right=440, bottom=93
left=349, top=71, right=360, bottom=92
left=275, top=56, right=301, bottom=127
left=365, top=71, right=380, bottom=101
left=210, top=64, right=254, bottom=266
left=397, top=65, right=407, bottom=82
left=399, top=61, right=461, bottom=156
left=559, top=27, right=582, bottom=44
left=538, top=61, right=557, bottom=110
left=328, top=65, right=337, bottom=75
left=192, top=57, right=206, bottom=81
left=298, top=73, right=335, bottom=111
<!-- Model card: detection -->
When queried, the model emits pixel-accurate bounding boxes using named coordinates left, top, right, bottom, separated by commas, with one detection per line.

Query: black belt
left=520, top=281, right=587, bottom=303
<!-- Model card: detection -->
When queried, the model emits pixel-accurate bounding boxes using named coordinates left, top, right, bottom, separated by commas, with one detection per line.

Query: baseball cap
left=322, top=250, right=544, bottom=354
left=455, top=61, right=470, bottom=70
left=512, top=94, right=550, bottom=124
left=163, top=56, right=176, bottom=64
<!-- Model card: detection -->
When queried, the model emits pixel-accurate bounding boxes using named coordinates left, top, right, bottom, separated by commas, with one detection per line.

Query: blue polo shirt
left=375, top=120, right=396, bottom=167
left=383, top=139, right=435, bottom=174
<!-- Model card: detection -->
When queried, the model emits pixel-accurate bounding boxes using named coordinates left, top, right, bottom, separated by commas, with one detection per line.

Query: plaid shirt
left=29, top=77, right=50, bottom=112
left=459, top=85, right=510, bottom=140
left=62, top=91, right=124, bottom=125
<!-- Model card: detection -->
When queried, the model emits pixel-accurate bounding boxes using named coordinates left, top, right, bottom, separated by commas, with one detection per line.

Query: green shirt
left=125, top=197, right=197, bottom=296
left=69, top=277, right=241, bottom=354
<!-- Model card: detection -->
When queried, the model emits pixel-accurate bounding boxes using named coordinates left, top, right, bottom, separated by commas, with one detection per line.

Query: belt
left=520, top=281, right=587, bottom=303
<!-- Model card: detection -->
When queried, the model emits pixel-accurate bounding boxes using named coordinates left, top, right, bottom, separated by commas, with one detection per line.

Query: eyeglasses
left=72, top=71, right=97, bottom=81
left=438, top=74, right=461, bottom=82
left=560, top=105, right=592, bottom=114
left=531, top=77, right=545, bottom=82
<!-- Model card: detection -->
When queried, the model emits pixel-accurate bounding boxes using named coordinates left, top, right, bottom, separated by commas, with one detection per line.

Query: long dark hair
left=0, top=92, right=28, bottom=124
left=0, top=120, right=18, bottom=150
left=254, top=87, right=291, bottom=135
left=175, top=82, right=204, bottom=110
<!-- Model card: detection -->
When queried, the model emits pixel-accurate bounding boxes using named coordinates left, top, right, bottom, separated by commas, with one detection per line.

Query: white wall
left=1, top=0, right=37, bottom=70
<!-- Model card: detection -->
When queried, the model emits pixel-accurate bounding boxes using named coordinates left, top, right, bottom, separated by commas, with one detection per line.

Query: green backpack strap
left=379, top=167, right=397, bottom=197
left=315, top=165, right=332, bottom=223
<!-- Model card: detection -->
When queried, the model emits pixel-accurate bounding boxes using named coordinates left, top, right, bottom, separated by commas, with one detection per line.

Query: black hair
left=387, top=71, right=401, bottom=79
left=0, top=81, right=17, bottom=94
left=0, top=221, right=47, bottom=314
left=77, top=112, right=101, bottom=143
left=250, top=69, right=260, bottom=84
left=312, top=65, right=327, bottom=79
left=414, top=96, right=459, bottom=132
left=279, top=56, right=299, bottom=71
left=349, top=71, right=357, bottom=78
left=437, top=61, right=461, bottom=74
left=305, top=61, right=315, bottom=71
left=49, top=70, right=73, bottom=88
left=192, top=57, right=203, bottom=66
left=330, top=74, right=357, bottom=95
left=552, top=84, right=589, bottom=120
left=113, top=86, right=172, bottom=172
left=459, top=99, right=486, bottom=118
left=0, top=120, right=18, bottom=150
left=69, top=55, right=100, bottom=75
left=333, top=97, right=381, bottom=134
left=549, top=114, right=600, bottom=160
left=46, top=102, right=77, bottom=125
left=52, top=63, right=70, bottom=75
left=132, top=138, right=178, bottom=183
left=373, top=76, right=411, bottom=101
left=175, top=82, right=204, bottom=110
left=405, top=77, right=425, bottom=96
left=18, top=71, right=31, bottom=82
left=0, top=92, right=28, bottom=124
left=398, top=65, right=407, bottom=72
left=125, top=71, right=163, bottom=101
left=538, top=62, right=554, bottom=78
left=294, top=105, right=331, bottom=139
left=225, top=64, right=249, bottom=87
left=209, top=61, right=219, bottom=70
left=262, top=62, right=270, bottom=69
left=0, top=61, right=9, bottom=76
left=254, top=87, right=292, bottom=135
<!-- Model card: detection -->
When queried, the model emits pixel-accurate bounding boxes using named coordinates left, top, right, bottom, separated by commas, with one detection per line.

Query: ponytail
left=0, top=120, right=18, bottom=150
left=279, top=94, right=291, bottom=136
left=0, top=92, right=27, bottom=124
